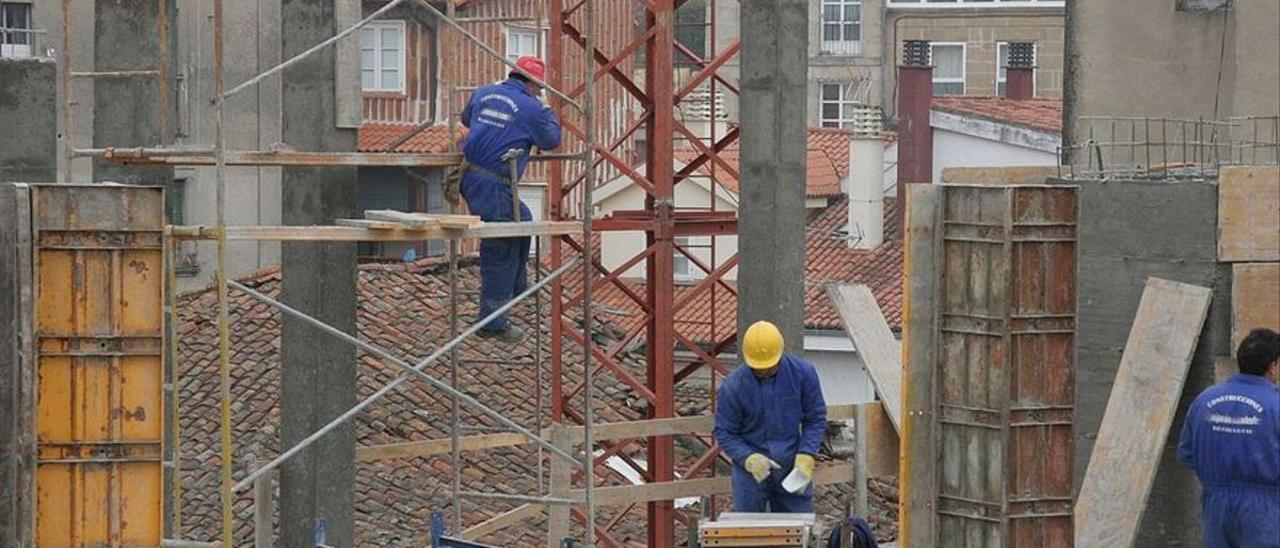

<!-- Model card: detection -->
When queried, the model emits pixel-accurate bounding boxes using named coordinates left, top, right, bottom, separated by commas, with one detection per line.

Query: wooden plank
left=573, top=464, right=855, bottom=506
left=546, top=425, right=571, bottom=548
left=826, top=284, right=903, bottom=431
left=560, top=415, right=712, bottom=441
left=103, top=149, right=464, bottom=167
left=205, top=221, right=581, bottom=242
left=940, top=166, right=1059, bottom=185
left=355, top=432, right=529, bottom=461
left=364, top=209, right=441, bottom=229
left=1218, top=166, right=1280, bottom=262
left=333, top=218, right=403, bottom=230
left=429, top=214, right=486, bottom=229
left=1075, top=277, right=1213, bottom=548
left=900, top=183, right=939, bottom=548
left=461, top=503, right=541, bottom=541
left=1231, top=262, right=1280, bottom=347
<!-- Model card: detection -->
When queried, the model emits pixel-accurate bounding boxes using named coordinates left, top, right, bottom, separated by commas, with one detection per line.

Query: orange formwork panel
left=26, top=185, right=165, bottom=547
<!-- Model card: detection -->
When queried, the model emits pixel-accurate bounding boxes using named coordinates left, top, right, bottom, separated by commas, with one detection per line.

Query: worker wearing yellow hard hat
left=714, top=321, right=828, bottom=512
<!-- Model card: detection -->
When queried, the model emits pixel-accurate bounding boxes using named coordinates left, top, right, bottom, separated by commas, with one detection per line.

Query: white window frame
left=887, top=0, right=1064, bottom=7
left=820, top=82, right=858, bottom=129
left=820, top=0, right=862, bottom=56
left=361, top=20, right=406, bottom=93
left=930, top=42, right=966, bottom=96
left=0, top=2, right=33, bottom=59
left=505, top=25, right=546, bottom=64
left=674, top=236, right=693, bottom=280
left=996, top=41, right=1037, bottom=97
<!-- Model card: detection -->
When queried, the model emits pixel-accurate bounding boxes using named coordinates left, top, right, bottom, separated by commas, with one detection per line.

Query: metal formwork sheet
left=30, top=185, right=165, bottom=547
left=935, top=185, right=1076, bottom=548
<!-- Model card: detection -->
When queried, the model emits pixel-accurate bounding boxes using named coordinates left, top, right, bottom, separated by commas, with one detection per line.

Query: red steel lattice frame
left=548, top=0, right=742, bottom=544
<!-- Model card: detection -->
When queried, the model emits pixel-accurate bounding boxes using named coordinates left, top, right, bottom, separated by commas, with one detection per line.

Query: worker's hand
left=743, top=453, right=781, bottom=484
left=794, top=453, right=815, bottom=478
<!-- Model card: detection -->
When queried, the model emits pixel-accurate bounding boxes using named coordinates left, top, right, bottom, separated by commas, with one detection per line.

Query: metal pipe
left=165, top=232, right=183, bottom=536
left=59, top=0, right=71, bottom=182
left=449, top=237, right=462, bottom=531
left=457, top=491, right=582, bottom=506
left=212, top=0, right=233, bottom=544
left=227, top=257, right=586, bottom=493
left=70, top=70, right=161, bottom=78
left=581, top=0, right=598, bottom=542
left=407, top=0, right=582, bottom=112
left=73, top=146, right=217, bottom=158
left=222, top=0, right=408, bottom=99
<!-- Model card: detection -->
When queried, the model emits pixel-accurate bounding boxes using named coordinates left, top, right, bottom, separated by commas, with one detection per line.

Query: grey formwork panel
left=1, top=183, right=36, bottom=548
left=933, top=184, right=1078, bottom=548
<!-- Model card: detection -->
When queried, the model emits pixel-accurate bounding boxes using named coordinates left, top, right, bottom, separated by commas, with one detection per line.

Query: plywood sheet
left=1231, top=262, right=1280, bottom=347
left=1075, top=277, right=1212, bottom=548
left=1218, top=166, right=1280, bottom=262
left=826, top=284, right=902, bottom=431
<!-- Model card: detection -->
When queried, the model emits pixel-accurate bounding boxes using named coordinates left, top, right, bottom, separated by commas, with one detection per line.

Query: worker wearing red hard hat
left=453, top=55, right=561, bottom=343
left=714, top=321, right=828, bottom=512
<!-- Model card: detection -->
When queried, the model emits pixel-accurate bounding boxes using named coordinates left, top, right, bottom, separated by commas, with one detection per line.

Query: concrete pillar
left=0, top=59, right=57, bottom=182
left=92, top=1, right=175, bottom=186
left=278, top=1, right=359, bottom=546
left=737, top=0, right=808, bottom=354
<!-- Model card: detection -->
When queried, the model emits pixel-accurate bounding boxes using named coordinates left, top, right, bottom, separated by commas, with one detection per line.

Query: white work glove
left=743, top=453, right=781, bottom=484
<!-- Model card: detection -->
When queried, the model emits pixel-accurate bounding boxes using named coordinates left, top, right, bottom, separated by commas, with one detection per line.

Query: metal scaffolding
left=57, top=0, right=752, bottom=545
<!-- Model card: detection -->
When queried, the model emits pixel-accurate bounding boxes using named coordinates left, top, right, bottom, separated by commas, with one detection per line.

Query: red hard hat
left=515, top=55, right=546, bottom=84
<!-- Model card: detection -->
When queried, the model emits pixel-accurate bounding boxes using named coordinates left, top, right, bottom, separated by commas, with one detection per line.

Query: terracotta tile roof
left=589, top=197, right=904, bottom=342
left=175, top=258, right=899, bottom=545
left=674, top=147, right=844, bottom=198
left=357, top=123, right=463, bottom=153
left=931, top=96, right=1063, bottom=134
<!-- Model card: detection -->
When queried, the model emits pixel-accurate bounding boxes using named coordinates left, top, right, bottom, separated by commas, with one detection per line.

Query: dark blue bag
left=826, top=516, right=879, bottom=548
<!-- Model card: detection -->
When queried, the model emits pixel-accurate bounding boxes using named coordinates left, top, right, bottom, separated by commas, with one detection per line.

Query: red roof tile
left=357, top=123, right=464, bottom=153
left=931, top=96, right=1063, bottom=134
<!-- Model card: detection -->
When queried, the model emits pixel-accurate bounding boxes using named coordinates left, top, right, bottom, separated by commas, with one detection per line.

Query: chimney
left=896, top=40, right=933, bottom=229
left=1005, top=42, right=1035, bottom=100
left=847, top=135, right=886, bottom=250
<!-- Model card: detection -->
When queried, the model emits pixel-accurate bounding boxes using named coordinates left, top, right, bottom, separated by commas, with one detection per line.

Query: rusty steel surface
left=933, top=184, right=1077, bottom=548
left=30, top=185, right=166, bottom=546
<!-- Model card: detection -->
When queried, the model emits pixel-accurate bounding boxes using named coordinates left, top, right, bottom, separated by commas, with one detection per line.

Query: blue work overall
left=714, top=354, right=828, bottom=512
left=1178, top=373, right=1280, bottom=548
left=459, top=77, right=561, bottom=333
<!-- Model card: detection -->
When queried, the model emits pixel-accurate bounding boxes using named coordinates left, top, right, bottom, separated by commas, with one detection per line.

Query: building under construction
left=1, top=0, right=1279, bottom=547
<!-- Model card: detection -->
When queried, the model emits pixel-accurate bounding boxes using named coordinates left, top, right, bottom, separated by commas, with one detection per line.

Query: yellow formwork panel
left=31, top=185, right=165, bottom=547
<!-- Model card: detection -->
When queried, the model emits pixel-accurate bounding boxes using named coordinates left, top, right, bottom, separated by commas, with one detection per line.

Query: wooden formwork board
left=1218, top=166, right=1280, bottom=262
left=926, top=184, right=1078, bottom=548
left=1074, top=278, right=1212, bottom=548
left=28, top=185, right=166, bottom=546
left=1231, top=262, right=1280, bottom=347
left=826, top=283, right=903, bottom=431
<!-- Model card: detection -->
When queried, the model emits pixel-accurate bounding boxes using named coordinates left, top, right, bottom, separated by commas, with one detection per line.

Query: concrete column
left=92, top=1, right=175, bottom=186
left=0, top=60, right=57, bottom=182
left=737, top=0, right=808, bottom=354
left=278, top=1, right=359, bottom=547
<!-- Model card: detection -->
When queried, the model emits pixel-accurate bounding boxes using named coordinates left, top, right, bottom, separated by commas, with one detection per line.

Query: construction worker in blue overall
left=714, top=321, right=828, bottom=512
left=457, top=56, right=561, bottom=343
left=1178, top=327, right=1280, bottom=548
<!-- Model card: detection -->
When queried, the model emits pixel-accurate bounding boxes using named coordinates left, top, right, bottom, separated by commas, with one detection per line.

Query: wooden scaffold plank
left=826, top=283, right=903, bottom=431
left=1075, top=277, right=1213, bottom=547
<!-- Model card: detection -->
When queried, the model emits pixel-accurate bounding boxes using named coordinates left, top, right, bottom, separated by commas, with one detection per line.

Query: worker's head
left=743, top=321, right=784, bottom=377
left=1237, top=327, right=1280, bottom=384
left=510, top=55, right=547, bottom=93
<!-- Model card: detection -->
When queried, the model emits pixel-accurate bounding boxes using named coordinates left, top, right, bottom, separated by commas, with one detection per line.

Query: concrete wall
left=931, top=128, right=1057, bottom=183
left=884, top=7, right=1065, bottom=118
left=1073, top=179, right=1233, bottom=547
left=1064, top=0, right=1280, bottom=142
left=0, top=60, right=57, bottom=182
left=597, top=178, right=740, bottom=281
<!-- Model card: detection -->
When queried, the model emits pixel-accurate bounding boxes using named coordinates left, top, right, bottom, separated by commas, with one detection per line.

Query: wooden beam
left=826, top=284, right=903, bottom=431
left=547, top=426, right=571, bottom=548
left=900, top=183, right=939, bottom=547
left=460, top=503, right=542, bottom=541
left=170, top=221, right=581, bottom=242
left=559, top=415, right=713, bottom=441
left=572, top=464, right=855, bottom=506
left=1075, top=277, right=1213, bottom=548
left=1218, top=165, right=1280, bottom=262
left=355, top=432, right=529, bottom=461
left=363, top=209, right=449, bottom=230
left=102, top=149, right=464, bottom=167
left=333, top=218, right=406, bottom=230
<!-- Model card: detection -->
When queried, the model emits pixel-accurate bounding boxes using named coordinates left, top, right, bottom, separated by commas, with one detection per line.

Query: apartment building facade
left=714, top=0, right=1065, bottom=127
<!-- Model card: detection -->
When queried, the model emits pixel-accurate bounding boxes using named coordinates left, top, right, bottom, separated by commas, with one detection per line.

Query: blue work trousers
left=1201, top=487, right=1280, bottom=548
left=460, top=172, right=532, bottom=332
left=730, top=467, right=814, bottom=513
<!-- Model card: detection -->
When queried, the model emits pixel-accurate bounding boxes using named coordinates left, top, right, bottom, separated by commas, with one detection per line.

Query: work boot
left=477, top=324, right=525, bottom=344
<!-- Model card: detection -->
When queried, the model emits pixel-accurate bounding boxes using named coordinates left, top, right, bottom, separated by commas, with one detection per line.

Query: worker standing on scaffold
left=715, top=321, right=828, bottom=512
left=454, top=56, right=561, bottom=343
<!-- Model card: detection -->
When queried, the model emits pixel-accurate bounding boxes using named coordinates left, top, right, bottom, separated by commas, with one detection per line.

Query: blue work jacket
left=714, top=353, right=828, bottom=472
left=460, top=78, right=562, bottom=181
left=1178, top=373, right=1280, bottom=492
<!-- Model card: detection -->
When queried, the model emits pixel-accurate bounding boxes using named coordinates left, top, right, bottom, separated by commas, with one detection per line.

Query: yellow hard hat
left=743, top=321, right=784, bottom=369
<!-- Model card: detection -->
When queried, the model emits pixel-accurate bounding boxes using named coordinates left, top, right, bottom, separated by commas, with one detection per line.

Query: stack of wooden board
left=334, top=209, right=485, bottom=231
left=699, top=513, right=814, bottom=547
